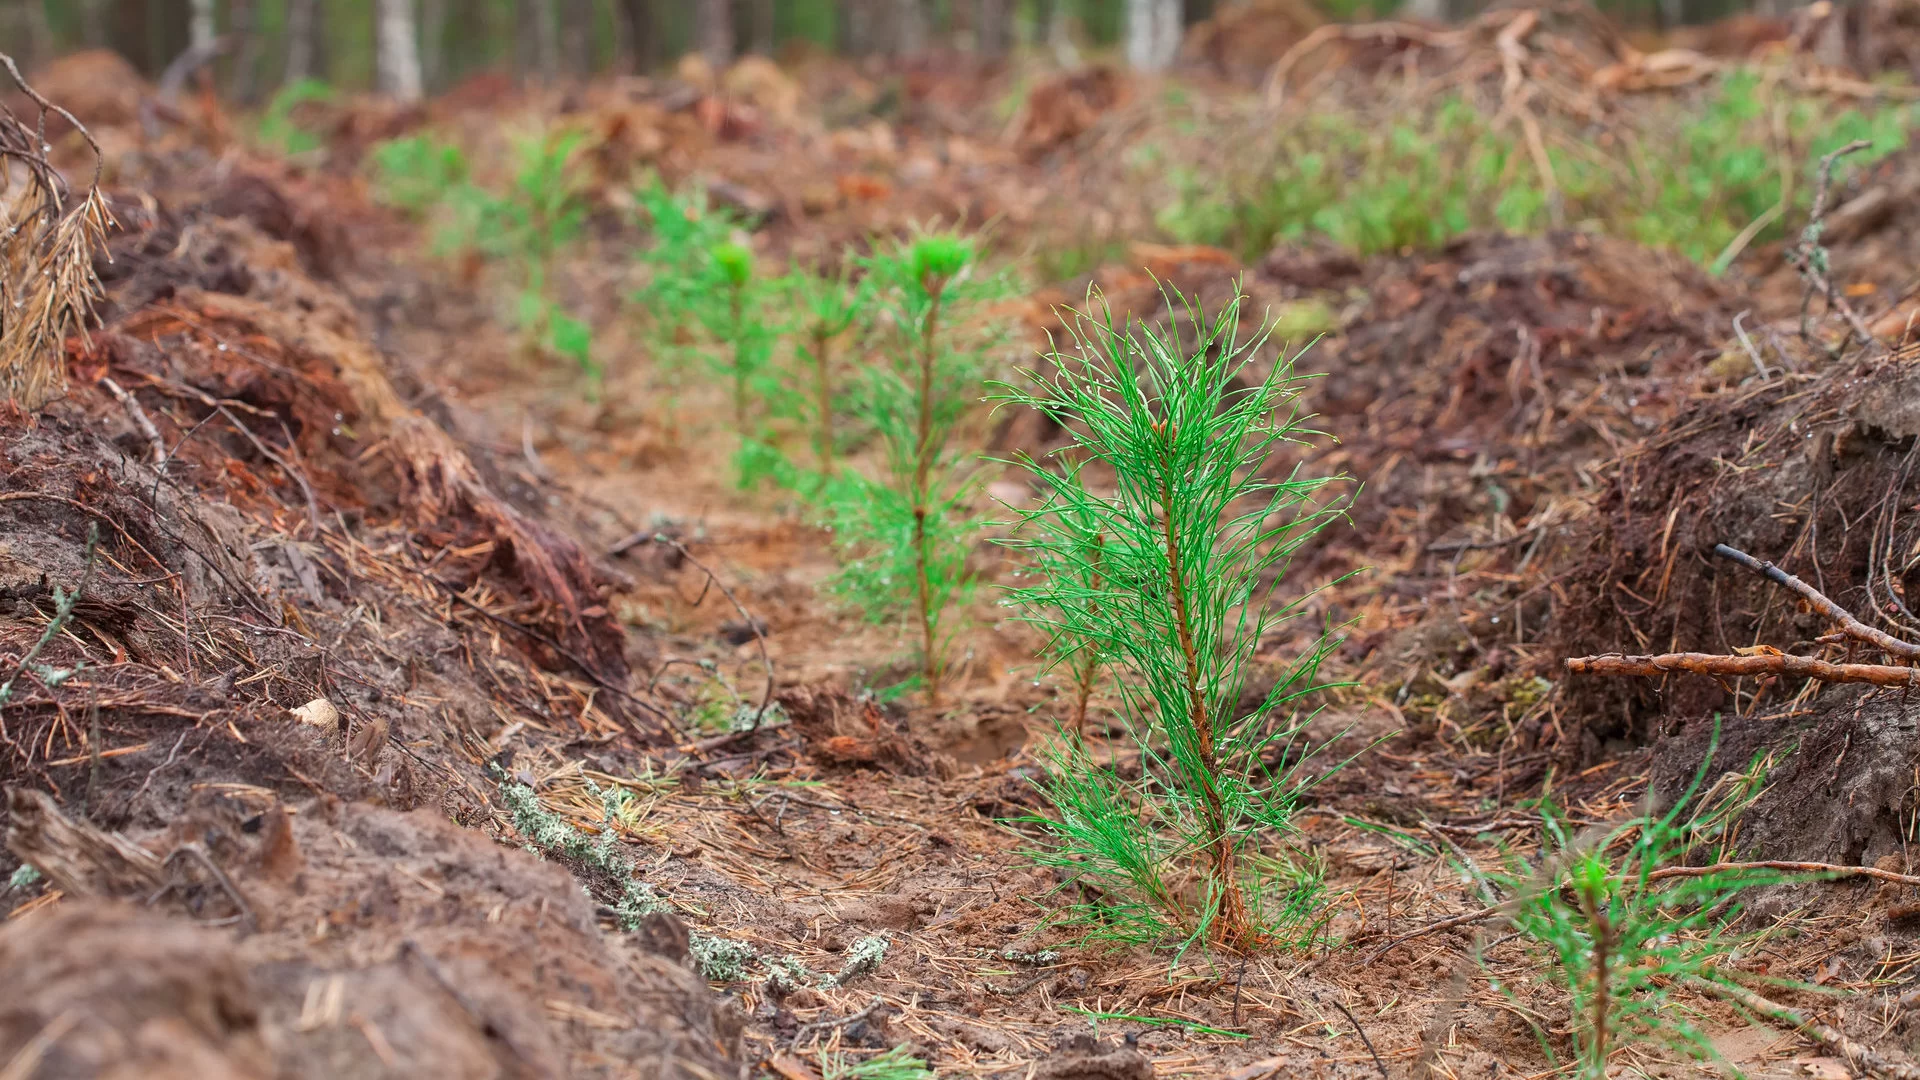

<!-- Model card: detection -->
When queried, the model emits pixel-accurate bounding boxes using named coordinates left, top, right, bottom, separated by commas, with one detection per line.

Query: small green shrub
left=787, top=263, right=869, bottom=473
left=256, top=78, right=332, bottom=156
left=820, top=230, right=1010, bottom=708
left=1486, top=730, right=1792, bottom=1079
left=369, top=134, right=470, bottom=216
left=995, top=287, right=1352, bottom=950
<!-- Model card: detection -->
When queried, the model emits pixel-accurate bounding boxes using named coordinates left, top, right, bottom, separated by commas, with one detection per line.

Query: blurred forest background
left=0, top=0, right=1781, bottom=105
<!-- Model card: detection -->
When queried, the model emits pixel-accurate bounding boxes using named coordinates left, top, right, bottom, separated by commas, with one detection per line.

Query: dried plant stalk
left=0, top=54, right=112, bottom=412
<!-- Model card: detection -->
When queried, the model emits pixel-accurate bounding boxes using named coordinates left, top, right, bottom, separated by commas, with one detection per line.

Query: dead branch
left=1713, top=543, right=1920, bottom=661
left=100, top=378, right=168, bottom=473
left=652, top=535, right=775, bottom=730
left=1691, top=978, right=1920, bottom=1080
left=1564, top=651, right=1920, bottom=687
left=3, top=786, right=165, bottom=897
left=1788, top=139, right=1882, bottom=355
left=0, top=54, right=113, bottom=412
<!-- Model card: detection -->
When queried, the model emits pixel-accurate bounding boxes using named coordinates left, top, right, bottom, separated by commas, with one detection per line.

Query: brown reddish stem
left=912, top=279, right=947, bottom=709
left=1068, top=531, right=1105, bottom=737
left=1154, top=433, right=1247, bottom=946
left=811, top=325, right=834, bottom=473
left=1565, top=651, right=1920, bottom=687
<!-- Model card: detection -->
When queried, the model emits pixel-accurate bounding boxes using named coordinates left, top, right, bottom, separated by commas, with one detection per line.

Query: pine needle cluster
left=995, top=287, right=1352, bottom=950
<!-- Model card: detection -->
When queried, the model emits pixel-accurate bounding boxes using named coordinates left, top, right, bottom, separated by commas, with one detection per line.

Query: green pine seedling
left=994, top=286, right=1354, bottom=951
left=701, top=240, right=778, bottom=432
left=787, top=262, right=869, bottom=474
left=822, top=229, right=1008, bottom=709
left=1485, top=724, right=1796, bottom=1079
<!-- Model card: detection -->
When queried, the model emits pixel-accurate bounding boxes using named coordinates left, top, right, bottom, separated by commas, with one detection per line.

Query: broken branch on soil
left=1311, top=991, right=1390, bottom=1080
left=1565, top=651, right=1920, bottom=688
left=650, top=535, right=775, bottom=730
left=787, top=996, right=885, bottom=1051
left=1691, top=977, right=1920, bottom=1080
left=1567, top=543, right=1920, bottom=686
left=1714, top=543, right=1920, bottom=661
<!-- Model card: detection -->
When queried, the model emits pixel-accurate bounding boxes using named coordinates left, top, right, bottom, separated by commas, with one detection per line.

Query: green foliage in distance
left=820, top=229, right=1009, bottom=708
left=994, top=287, right=1354, bottom=951
left=368, top=128, right=599, bottom=391
left=256, top=78, right=333, bottom=157
left=1157, top=75, right=1912, bottom=268
left=1484, top=726, right=1795, bottom=1080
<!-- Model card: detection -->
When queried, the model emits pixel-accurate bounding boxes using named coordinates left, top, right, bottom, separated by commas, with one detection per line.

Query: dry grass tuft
left=0, top=54, right=112, bottom=412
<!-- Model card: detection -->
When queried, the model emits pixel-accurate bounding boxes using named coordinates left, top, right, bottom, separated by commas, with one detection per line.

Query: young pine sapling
left=823, top=231, right=1006, bottom=708
left=997, top=288, right=1352, bottom=950
left=787, top=263, right=867, bottom=474
left=1486, top=728, right=1791, bottom=1080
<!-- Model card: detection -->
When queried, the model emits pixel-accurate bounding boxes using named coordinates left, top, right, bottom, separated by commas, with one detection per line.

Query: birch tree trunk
left=228, top=0, right=262, bottom=101
left=698, top=0, right=732, bottom=71
left=189, top=0, right=217, bottom=53
left=377, top=0, right=425, bottom=101
left=1126, top=0, right=1181, bottom=72
left=286, top=0, right=318, bottom=81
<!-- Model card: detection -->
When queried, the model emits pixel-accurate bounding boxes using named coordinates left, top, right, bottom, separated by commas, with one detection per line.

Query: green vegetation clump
left=818, top=1045, right=934, bottom=1080
left=996, top=288, right=1353, bottom=951
left=256, top=78, right=332, bottom=157
left=1158, top=75, right=1913, bottom=268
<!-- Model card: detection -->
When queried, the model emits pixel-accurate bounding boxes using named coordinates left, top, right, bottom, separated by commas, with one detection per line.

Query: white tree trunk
left=377, top=0, right=425, bottom=101
left=189, top=0, right=217, bottom=52
left=1126, top=0, right=1180, bottom=72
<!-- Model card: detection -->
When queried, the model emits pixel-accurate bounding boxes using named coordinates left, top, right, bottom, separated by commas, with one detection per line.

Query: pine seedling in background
left=822, top=230, right=1008, bottom=708
left=703, top=240, right=778, bottom=431
left=1487, top=730, right=1791, bottom=1080
left=995, top=287, right=1353, bottom=950
left=788, top=262, right=868, bottom=474
left=632, top=180, right=752, bottom=433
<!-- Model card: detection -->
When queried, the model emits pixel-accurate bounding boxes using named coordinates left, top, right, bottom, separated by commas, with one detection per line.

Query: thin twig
left=1714, top=543, right=1920, bottom=661
left=217, top=405, right=321, bottom=538
left=1312, top=991, right=1389, bottom=1080
left=651, top=535, right=775, bottom=728
left=788, top=997, right=885, bottom=1051
left=100, top=377, right=167, bottom=472
left=1692, top=977, right=1920, bottom=1080
left=151, top=843, right=258, bottom=933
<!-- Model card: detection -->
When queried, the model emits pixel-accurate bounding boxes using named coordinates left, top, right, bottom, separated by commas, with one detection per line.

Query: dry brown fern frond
left=0, top=53, right=112, bottom=412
